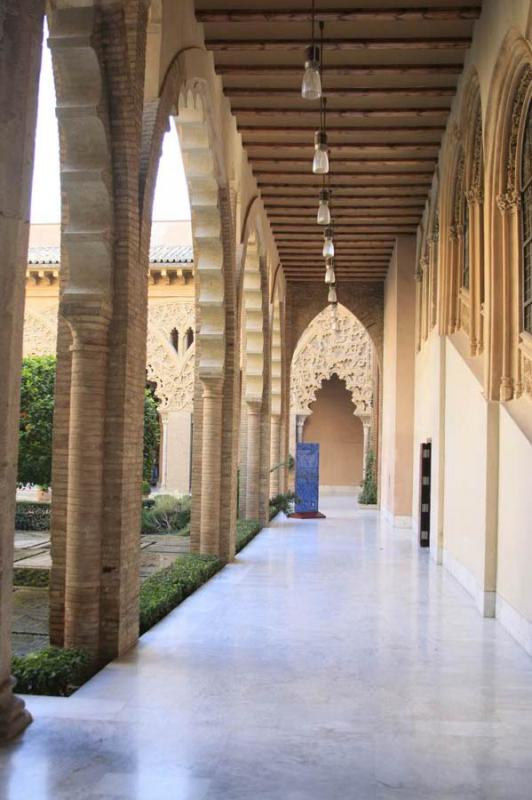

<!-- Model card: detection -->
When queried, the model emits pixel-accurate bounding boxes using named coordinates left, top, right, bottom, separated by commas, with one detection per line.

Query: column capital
left=246, top=398, right=262, bottom=414
left=200, top=375, right=224, bottom=399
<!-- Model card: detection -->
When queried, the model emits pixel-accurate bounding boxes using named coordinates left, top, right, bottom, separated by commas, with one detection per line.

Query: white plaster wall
left=412, top=329, right=445, bottom=558
left=443, top=342, right=488, bottom=588
left=161, top=410, right=192, bottom=495
left=380, top=251, right=397, bottom=517
left=497, top=406, right=532, bottom=625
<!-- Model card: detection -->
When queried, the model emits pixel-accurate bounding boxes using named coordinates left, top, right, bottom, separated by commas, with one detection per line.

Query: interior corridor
left=1, top=495, right=532, bottom=799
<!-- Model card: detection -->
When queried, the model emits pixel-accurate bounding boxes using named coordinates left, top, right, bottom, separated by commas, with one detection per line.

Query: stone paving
left=12, top=531, right=190, bottom=656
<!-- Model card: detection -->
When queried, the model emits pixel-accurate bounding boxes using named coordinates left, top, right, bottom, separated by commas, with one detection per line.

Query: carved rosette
left=290, top=304, right=374, bottom=416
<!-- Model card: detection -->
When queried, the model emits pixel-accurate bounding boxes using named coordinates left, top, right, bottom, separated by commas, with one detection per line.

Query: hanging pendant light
left=302, top=46, right=321, bottom=100
left=328, top=284, right=338, bottom=304
left=325, top=258, right=335, bottom=284
left=301, top=0, right=321, bottom=99
left=313, top=130, right=329, bottom=174
left=317, top=188, right=331, bottom=225
left=323, top=226, right=334, bottom=257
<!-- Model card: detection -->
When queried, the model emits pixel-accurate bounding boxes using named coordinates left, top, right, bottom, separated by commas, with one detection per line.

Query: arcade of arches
left=1, top=0, right=532, bottom=785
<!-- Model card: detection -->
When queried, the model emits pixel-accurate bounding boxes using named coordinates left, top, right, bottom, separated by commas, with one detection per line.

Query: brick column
left=0, top=0, right=44, bottom=741
left=270, top=414, right=282, bottom=497
left=63, top=308, right=110, bottom=658
left=199, top=377, right=223, bottom=555
left=245, top=400, right=262, bottom=519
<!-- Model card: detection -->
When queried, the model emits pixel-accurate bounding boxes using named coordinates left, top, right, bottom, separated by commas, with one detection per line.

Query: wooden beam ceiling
left=196, top=0, right=479, bottom=283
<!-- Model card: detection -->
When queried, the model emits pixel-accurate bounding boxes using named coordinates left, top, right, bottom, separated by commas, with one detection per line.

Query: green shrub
left=18, top=356, right=56, bottom=490
left=359, top=450, right=378, bottom=505
left=141, top=494, right=191, bottom=533
left=142, top=497, right=155, bottom=510
left=15, top=501, right=51, bottom=531
left=269, top=491, right=296, bottom=517
left=13, top=567, right=50, bottom=587
left=12, top=646, right=90, bottom=696
left=236, top=519, right=261, bottom=552
left=143, top=388, right=160, bottom=483
left=139, top=553, right=222, bottom=634
left=142, top=480, right=151, bottom=496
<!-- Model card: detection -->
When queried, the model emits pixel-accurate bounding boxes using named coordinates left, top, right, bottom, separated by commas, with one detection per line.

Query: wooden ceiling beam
left=251, top=158, right=436, bottom=168
left=232, top=107, right=449, bottom=118
left=245, top=142, right=440, bottom=152
left=269, top=204, right=423, bottom=210
left=260, top=189, right=428, bottom=197
left=216, top=64, right=463, bottom=77
left=206, top=38, right=472, bottom=52
left=240, top=124, right=446, bottom=134
left=255, top=171, right=432, bottom=179
left=227, top=87, right=456, bottom=98
left=198, top=7, right=480, bottom=23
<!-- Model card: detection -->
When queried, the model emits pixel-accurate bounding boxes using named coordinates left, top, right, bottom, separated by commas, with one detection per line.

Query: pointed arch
left=484, top=29, right=532, bottom=400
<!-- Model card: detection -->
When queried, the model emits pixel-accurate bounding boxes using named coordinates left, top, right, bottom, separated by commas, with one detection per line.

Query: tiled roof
left=27, top=244, right=194, bottom=265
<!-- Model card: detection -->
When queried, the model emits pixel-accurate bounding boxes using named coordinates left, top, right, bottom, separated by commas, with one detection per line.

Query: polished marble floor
left=2, top=493, right=532, bottom=799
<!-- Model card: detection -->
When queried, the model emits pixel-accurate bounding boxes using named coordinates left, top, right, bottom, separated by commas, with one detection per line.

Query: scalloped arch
left=291, top=304, right=374, bottom=416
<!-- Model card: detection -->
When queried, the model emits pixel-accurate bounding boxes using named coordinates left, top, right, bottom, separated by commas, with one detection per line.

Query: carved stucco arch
left=271, top=288, right=282, bottom=417
left=290, top=304, right=374, bottom=417
left=48, top=5, right=114, bottom=310
left=140, top=48, right=228, bottom=381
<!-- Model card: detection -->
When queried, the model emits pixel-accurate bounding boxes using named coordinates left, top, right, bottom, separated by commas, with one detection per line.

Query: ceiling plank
left=198, top=7, right=480, bottom=23
left=231, top=107, right=450, bottom=118
left=245, top=143, right=440, bottom=152
left=239, top=125, right=446, bottom=134
left=206, top=38, right=472, bottom=52
left=216, top=64, right=464, bottom=77
left=227, top=87, right=456, bottom=98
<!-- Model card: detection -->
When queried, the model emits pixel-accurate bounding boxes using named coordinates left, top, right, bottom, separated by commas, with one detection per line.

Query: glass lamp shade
left=325, top=265, right=336, bottom=284
left=328, top=285, right=338, bottom=304
left=301, top=46, right=321, bottom=100
left=322, top=227, right=335, bottom=258
left=317, top=189, right=331, bottom=225
left=312, top=131, right=329, bottom=175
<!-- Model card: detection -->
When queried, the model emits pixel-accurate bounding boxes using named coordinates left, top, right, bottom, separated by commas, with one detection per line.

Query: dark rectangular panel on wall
left=419, top=442, right=432, bottom=548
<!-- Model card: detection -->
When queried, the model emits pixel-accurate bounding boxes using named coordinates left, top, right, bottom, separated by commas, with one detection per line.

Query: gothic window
left=521, top=99, right=532, bottom=334
left=185, top=328, right=194, bottom=349
left=170, top=327, right=179, bottom=352
left=462, top=200, right=470, bottom=290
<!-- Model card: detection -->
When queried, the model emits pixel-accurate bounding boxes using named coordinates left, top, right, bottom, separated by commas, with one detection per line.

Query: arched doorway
left=303, top=375, right=364, bottom=489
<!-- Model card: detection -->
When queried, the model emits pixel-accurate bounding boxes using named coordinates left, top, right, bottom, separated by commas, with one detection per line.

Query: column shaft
left=270, top=414, right=282, bottom=497
left=64, top=314, right=110, bottom=658
left=0, top=0, right=44, bottom=741
left=199, top=378, right=223, bottom=555
left=245, top=401, right=262, bottom=519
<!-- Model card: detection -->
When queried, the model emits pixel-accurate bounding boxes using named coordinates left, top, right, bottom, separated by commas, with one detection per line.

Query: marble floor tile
left=1, top=492, right=532, bottom=799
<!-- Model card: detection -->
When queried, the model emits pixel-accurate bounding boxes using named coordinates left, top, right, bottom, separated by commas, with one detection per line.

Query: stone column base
left=0, top=678, right=32, bottom=742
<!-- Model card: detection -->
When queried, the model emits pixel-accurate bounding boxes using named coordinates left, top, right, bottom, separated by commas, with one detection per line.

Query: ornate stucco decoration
left=23, top=307, right=58, bottom=357
left=23, top=298, right=196, bottom=413
left=146, top=301, right=195, bottom=412
left=506, top=64, right=532, bottom=198
left=290, top=304, right=373, bottom=416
